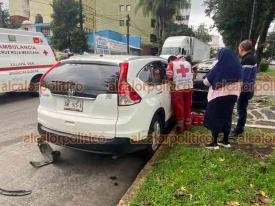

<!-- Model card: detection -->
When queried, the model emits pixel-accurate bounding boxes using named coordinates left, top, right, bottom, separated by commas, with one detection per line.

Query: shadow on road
left=0, top=92, right=37, bottom=105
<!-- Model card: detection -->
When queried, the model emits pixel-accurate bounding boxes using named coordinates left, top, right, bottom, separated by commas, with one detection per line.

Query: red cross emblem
left=177, top=65, right=189, bottom=77
left=43, top=50, right=48, bottom=56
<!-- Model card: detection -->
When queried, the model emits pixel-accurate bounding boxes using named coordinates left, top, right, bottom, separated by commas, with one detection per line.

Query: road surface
left=0, top=93, right=147, bottom=206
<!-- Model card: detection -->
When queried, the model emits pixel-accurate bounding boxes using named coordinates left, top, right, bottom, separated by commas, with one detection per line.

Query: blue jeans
left=235, top=92, right=254, bottom=134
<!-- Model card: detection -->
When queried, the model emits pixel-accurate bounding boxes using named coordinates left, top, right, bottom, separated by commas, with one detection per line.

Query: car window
left=138, top=64, right=152, bottom=84
left=44, top=63, right=120, bottom=98
left=138, top=61, right=167, bottom=85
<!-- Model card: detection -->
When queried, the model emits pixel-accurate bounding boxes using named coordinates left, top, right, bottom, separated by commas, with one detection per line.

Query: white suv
left=38, top=55, right=173, bottom=155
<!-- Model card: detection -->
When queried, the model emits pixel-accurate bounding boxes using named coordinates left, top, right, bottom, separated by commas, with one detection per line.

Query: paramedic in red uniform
left=166, top=56, right=194, bottom=133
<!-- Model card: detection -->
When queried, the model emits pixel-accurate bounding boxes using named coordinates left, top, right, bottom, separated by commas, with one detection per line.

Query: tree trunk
left=0, top=6, right=3, bottom=28
left=256, top=6, right=275, bottom=68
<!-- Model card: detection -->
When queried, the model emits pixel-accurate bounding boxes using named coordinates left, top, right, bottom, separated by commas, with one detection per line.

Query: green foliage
left=165, top=23, right=195, bottom=39
left=136, top=0, right=188, bottom=45
left=204, top=0, right=274, bottom=50
left=259, top=58, right=270, bottom=72
left=71, top=29, right=88, bottom=54
left=263, top=31, right=275, bottom=59
left=194, top=24, right=212, bottom=43
left=51, top=0, right=88, bottom=53
left=0, top=3, right=10, bottom=28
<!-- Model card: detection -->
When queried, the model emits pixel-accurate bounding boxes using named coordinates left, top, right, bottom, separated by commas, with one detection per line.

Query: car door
left=151, top=61, right=172, bottom=121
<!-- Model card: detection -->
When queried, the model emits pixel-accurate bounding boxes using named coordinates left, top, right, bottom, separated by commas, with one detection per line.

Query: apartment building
left=9, top=0, right=190, bottom=48
left=175, top=0, right=192, bottom=25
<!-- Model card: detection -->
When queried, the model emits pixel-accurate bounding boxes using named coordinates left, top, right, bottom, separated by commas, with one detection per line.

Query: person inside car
left=203, top=48, right=242, bottom=149
left=166, top=55, right=194, bottom=133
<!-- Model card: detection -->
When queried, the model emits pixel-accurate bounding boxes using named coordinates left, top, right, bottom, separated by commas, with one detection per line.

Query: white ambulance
left=0, top=28, right=56, bottom=94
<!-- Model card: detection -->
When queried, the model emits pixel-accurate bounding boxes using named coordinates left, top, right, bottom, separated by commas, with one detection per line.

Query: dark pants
left=235, top=92, right=254, bottom=134
left=204, top=95, right=237, bottom=144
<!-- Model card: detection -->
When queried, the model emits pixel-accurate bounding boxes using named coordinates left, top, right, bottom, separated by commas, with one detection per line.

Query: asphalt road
left=0, top=93, right=147, bottom=206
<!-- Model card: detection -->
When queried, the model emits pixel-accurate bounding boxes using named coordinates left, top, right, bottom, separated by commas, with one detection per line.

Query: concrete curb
left=257, top=76, right=275, bottom=81
left=233, top=123, right=275, bottom=130
left=117, top=141, right=168, bottom=206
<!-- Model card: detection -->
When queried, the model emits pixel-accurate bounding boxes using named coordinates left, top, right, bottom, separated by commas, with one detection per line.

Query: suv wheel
left=146, top=115, right=164, bottom=156
left=28, top=75, right=41, bottom=97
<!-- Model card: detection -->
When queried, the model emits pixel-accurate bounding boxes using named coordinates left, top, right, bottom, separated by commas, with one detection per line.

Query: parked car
left=193, top=58, right=216, bottom=73
left=192, top=59, right=216, bottom=107
left=56, top=49, right=74, bottom=60
left=38, top=55, right=173, bottom=156
left=0, top=28, right=56, bottom=94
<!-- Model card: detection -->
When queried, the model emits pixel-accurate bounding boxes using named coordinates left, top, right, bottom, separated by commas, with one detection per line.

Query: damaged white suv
left=38, top=55, right=173, bottom=155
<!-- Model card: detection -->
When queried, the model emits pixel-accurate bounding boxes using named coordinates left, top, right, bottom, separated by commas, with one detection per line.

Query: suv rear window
left=44, top=63, right=119, bottom=98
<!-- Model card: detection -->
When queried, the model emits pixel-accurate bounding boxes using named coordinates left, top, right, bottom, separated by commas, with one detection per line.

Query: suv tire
left=146, top=115, right=164, bottom=157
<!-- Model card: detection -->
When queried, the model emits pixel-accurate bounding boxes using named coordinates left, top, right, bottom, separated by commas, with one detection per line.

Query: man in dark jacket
left=231, top=40, right=257, bottom=137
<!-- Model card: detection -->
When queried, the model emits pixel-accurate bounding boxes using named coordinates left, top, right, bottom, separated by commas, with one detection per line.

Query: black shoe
left=229, top=129, right=243, bottom=139
left=205, top=142, right=219, bottom=150
left=218, top=141, right=231, bottom=148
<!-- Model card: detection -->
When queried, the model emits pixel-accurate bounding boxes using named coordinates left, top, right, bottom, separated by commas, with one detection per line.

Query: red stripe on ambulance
left=0, top=65, right=54, bottom=72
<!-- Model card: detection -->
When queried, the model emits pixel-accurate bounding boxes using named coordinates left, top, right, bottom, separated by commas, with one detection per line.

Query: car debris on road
left=0, top=188, right=32, bottom=197
left=30, top=138, right=61, bottom=168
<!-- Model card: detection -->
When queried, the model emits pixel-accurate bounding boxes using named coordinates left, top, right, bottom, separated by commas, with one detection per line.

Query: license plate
left=64, top=98, right=83, bottom=112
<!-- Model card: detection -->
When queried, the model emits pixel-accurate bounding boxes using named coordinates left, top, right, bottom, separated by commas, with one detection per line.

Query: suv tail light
left=118, top=62, right=141, bottom=106
left=39, top=61, right=61, bottom=95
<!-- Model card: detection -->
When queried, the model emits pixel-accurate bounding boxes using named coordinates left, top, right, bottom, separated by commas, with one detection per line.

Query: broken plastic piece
left=30, top=142, right=60, bottom=168
left=0, top=188, right=32, bottom=197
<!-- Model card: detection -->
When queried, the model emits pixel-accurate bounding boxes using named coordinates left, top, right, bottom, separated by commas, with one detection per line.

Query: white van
left=0, top=28, right=56, bottom=94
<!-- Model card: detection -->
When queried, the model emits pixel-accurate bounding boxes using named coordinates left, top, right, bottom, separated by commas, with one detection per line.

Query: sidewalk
left=233, top=95, right=275, bottom=128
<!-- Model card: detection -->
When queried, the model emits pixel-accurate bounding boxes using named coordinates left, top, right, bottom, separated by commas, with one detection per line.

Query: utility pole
left=249, top=0, right=256, bottom=39
left=93, top=10, right=96, bottom=54
left=126, top=14, right=130, bottom=55
left=79, top=0, right=83, bottom=31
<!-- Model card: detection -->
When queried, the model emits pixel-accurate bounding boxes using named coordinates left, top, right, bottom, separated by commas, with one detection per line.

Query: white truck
left=160, top=36, right=211, bottom=63
left=0, top=28, right=56, bottom=94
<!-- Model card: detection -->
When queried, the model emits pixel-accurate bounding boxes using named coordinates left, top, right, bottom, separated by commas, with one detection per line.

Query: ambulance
left=0, top=28, right=56, bottom=94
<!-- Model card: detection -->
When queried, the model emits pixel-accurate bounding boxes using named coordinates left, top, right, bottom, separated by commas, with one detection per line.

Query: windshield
left=161, top=47, right=181, bottom=55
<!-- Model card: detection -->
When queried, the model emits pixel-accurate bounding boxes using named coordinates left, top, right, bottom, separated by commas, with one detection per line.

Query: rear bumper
left=38, top=124, right=147, bottom=155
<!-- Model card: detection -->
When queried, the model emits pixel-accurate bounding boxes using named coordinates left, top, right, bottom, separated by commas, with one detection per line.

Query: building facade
left=9, top=0, right=191, bottom=53
left=174, top=0, right=191, bottom=25
left=95, top=0, right=155, bottom=47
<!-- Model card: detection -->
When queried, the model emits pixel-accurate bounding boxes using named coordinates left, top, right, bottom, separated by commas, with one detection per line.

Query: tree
left=51, top=0, right=88, bottom=53
left=136, top=0, right=188, bottom=47
left=255, top=2, right=275, bottom=65
left=165, top=23, right=195, bottom=39
left=0, top=3, right=3, bottom=27
left=204, top=0, right=274, bottom=64
left=0, top=3, right=10, bottom=28
left=194, top=24, right=212, bottom=43
left=263, top=31, right=275, bottom=59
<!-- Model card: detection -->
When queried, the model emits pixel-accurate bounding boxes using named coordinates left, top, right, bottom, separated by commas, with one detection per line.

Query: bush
left=259, top=58, right=269, bottom=72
